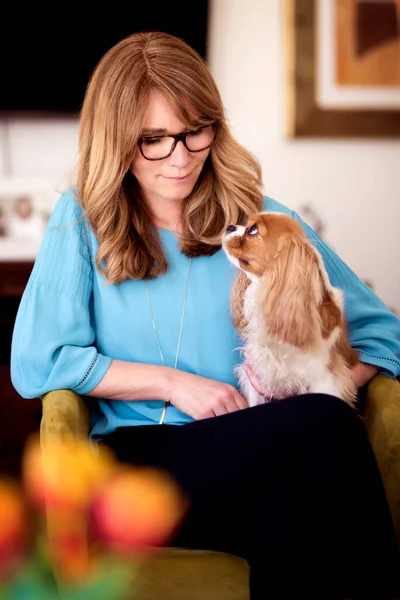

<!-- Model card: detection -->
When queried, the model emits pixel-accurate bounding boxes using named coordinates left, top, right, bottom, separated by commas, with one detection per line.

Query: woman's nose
left=226, top=225, right=237, bottom=233
left=170, top=140, right=190, bottom=166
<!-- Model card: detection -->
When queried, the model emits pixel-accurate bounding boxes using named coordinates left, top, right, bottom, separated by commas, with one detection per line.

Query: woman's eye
left=248, top=224, right=258, bottom=236
left=142, top=137, right=162, bottom=146
left=188, top=128, right=202, bottom=137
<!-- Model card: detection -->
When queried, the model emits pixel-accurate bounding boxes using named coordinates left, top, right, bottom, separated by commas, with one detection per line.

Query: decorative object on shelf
left=284, top=0, right=400, bottom=137
left=0, top=178, right=57, bottom=260
left=297, top=203, right=325, bottom=237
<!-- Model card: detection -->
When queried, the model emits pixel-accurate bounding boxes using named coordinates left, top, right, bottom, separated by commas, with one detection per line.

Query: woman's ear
left=230, top=270, right=251, bottom=336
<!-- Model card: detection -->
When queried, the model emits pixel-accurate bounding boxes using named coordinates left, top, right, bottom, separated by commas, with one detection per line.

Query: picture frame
left=284, top=0, right=400, bottom=137
left=0, top=178, right=57, bottom=260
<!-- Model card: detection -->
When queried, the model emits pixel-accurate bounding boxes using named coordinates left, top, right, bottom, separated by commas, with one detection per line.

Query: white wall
left=0, top=0, right=399, bottom=311
left=0, top=118, right=79, bottom=187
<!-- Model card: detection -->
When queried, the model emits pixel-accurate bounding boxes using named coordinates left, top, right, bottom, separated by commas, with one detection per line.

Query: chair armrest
left=40, top=389, right=91, bottom=448
left=363, top=374, right=400, bottom=544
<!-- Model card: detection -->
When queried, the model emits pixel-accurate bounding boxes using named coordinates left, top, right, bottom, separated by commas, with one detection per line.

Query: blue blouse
left=11, top=189, right=400, bottom=437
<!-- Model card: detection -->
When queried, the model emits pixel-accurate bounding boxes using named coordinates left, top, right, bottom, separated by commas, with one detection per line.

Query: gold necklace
left=144, top=257, right=192, bottom=424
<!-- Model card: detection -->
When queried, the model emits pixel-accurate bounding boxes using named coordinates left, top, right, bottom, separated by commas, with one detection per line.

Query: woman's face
left=131, top=90, right=211, bottom=206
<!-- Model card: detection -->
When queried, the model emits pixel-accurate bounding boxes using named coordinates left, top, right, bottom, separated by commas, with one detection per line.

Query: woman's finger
left=233, top=390, right=249, bottom=410
left=243, top=363, right=266, bottom=396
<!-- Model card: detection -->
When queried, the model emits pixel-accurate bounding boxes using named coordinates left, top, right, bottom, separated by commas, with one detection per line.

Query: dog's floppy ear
left=230, top=271, right=251, bottom=337
left=260, top=237, right=341, bottom=349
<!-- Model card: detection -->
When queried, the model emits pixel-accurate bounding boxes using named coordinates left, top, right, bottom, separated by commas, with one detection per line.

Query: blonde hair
left=77, top=31, right=264, bottom=282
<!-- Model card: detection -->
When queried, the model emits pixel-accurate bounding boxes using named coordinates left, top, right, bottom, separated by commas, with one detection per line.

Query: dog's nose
left=226, top=225, right=237, bottom=233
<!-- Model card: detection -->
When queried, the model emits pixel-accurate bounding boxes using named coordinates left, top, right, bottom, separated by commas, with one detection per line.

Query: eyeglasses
left=138, top=124, right=216, bottom=161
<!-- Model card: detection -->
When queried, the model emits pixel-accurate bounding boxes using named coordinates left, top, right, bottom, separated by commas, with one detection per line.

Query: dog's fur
left=222, top=212, right=358, bottom=407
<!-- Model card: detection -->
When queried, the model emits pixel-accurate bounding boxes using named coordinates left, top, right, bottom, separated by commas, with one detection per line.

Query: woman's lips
left=164, top=173, right=191, bottom=183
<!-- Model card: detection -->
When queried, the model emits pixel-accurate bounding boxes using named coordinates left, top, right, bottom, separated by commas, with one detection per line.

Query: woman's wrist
left=350, top=362, right=379, bottom=388
left=158, top=366, right=179, bottom=402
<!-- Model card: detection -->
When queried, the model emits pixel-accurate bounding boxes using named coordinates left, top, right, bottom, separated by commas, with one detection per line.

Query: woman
left=11, top=32, right=400, bottom=598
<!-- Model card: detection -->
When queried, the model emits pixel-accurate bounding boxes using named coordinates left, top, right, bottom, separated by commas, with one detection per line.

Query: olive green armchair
left=40, top=374, right=400, bottom=600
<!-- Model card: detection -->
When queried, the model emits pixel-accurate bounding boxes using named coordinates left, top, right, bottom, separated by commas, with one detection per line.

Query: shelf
left=0, top=260, right=33, bottom=297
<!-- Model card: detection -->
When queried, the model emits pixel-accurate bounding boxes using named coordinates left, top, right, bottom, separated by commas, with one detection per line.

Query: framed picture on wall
left=284, top=0, right=400, bottom=137
left=0, top=178, right=57, bottom=260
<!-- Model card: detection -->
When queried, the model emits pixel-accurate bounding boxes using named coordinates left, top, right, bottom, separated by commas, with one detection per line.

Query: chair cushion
left=135, top=548, right=250, bottom=600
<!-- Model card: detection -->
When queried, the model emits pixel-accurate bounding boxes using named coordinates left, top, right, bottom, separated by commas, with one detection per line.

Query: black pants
left=102, top=394, right=400, bottom=599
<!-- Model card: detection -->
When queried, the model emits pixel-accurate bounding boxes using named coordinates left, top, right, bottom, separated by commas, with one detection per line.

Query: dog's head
left=222, top=211, right=345, bottom=349
left=222, top=211, right=307, bottom=279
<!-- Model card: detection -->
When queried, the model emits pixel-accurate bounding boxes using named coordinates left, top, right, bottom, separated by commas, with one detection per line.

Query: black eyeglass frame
left=137, top=124, right=217, bottom=161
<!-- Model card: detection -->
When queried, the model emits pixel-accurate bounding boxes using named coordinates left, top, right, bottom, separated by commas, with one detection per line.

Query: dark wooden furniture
left=0, top=261, right=41, bottom=478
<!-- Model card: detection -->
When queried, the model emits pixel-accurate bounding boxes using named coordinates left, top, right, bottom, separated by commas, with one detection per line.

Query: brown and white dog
left=222, top=211, right=358, bottom=407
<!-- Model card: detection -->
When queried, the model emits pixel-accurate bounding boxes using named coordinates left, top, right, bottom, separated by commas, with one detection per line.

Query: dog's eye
left=247, top=224, right=258, bottom=236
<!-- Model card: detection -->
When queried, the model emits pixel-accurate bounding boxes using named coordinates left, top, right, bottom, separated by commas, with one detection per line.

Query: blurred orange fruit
left=22, top=435, right=114, bottom=511
left=91, top=466, right=188, bottom=553
left=0, top=479, right=27, bottom=577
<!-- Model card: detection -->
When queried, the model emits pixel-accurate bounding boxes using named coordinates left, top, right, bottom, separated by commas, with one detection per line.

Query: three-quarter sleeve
left=11, top=190, right=112, bottom=399
left=293, top=211, right=400, bottom=378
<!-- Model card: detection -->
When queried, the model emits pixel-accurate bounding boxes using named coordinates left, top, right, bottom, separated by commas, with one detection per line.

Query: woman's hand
left=350, top=362, right=379, bottom=388
left=243, top=364, right=285, bottom=400
left=166, top=370, right=248, bottom=420
left=244, top=363, right=266, bottom=396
